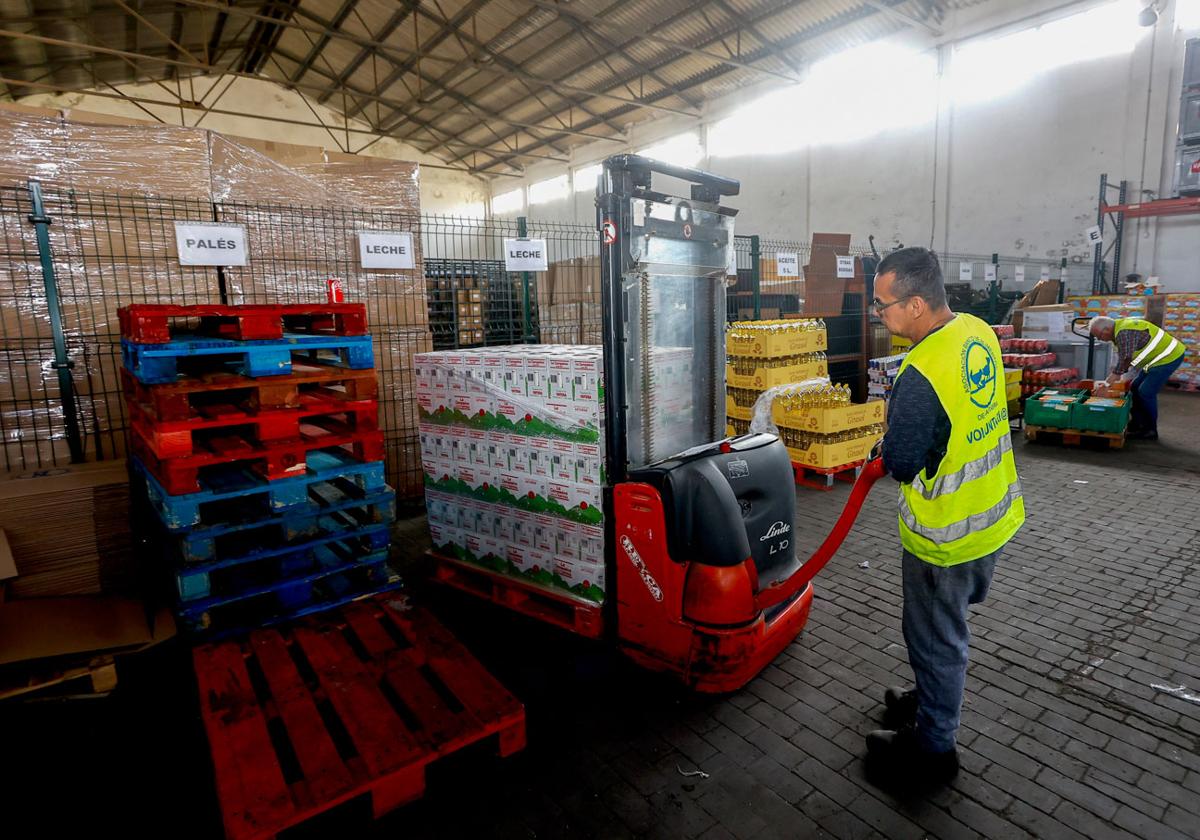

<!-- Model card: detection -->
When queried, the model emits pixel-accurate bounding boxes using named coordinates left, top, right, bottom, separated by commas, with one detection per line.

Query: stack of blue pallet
left=119, top=302, right=400, bottom=637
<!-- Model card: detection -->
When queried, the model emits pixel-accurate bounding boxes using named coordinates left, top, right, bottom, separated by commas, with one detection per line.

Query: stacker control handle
left=754, top=457, right=888, bottom=611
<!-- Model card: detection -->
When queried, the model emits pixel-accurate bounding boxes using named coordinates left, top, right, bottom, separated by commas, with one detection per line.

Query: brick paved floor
left=387, top=392, right=1200, bottom=840
left=5, top=397, right=1197, bottom=839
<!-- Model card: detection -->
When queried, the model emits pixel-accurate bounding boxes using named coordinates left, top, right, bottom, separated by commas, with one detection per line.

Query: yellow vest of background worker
left=895, top=313, right=1025, bottom=566
left=1112, top=319, right=1185, bottom=370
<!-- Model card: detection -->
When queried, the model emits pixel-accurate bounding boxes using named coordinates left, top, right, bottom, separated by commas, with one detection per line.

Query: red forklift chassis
left=613, top=457, right=885, bottom=693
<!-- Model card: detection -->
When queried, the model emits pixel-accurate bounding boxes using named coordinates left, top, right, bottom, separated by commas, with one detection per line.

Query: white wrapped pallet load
left=416, top=344, right=606, bottom=604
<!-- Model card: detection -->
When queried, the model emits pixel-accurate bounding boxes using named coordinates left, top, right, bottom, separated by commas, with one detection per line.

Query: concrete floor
left=7, top=393, right=1200, bottom=839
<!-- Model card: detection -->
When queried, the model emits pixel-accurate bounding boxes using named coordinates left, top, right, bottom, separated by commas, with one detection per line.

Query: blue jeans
left=1130, top=356, right=1183, bottom=433
left=902, top=549, right=997, bottom=753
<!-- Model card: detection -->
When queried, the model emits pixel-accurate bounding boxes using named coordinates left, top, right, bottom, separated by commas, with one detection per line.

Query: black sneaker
left=882, top=686, right=918, bottom=727
left=1127, top=428, right=1158, bottom=440
left=865, top=726, right=959, bottom=790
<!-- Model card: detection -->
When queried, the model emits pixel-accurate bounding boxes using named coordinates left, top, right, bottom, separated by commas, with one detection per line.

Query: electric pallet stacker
left=436, top=155, right=887, bottom=692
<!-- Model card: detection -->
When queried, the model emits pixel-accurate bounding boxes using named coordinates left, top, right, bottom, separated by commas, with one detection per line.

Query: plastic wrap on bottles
left=416, top=344, right=607, bottom=604
left=749, top=377, right=832, bottom=435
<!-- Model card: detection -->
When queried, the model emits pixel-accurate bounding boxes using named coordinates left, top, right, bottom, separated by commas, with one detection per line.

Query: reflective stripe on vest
left=1132, top=329, right=1181, bottom=368
left=899, top=478, right=1023, bottom=544
left=912, top=433, right=1013, bottom=501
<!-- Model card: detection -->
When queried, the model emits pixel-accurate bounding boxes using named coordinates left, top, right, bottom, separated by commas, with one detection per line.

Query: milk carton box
left=482, top=350, right=506, bottom=394
left=497, top=472, right=523, bottom=506
left=548, top=480, right=602, bottom=522
left=450, top=389, right=473, bottom=420
left=504, top=356, right=526, bottom=398
left=505, top=542, right=530, bottom=574
left=550, top=439, right=576, bottom=481
left=525, top=548, right=555, bottom=578
left=580, top=524, right=605, bottom=560
left=448, top=425, right=470, bottom=465
left=575, top=441, right=603, bottom=485
left=467, top=428, right=490, bottom=468
left=506, top=434, right=530, bottom=474
left=512, top=508, right=535, bottom=548
left=463, top=351, right=484, bottom=386
left=533, top=513, right=558, bottom=553
left=545, top=400, right=574, bottom=436
left=468, top=378, right=494, bottom=420
left=454, top=462, right=479, bottom=493
left=444, top=353, right=466, bottom=393
left=525, top=355, right=549, bottom=401
left=419, top=422, right=438, bottom=462
left=494, top=395, right=522, bottom=428
left=528, top=436, right=552, bottom=477
left=496, top=508, right=516, bottom=543
left=487, top=431, right=509, bottom=471
left=518, top=472, right=545, bottom=507
left=572, top=353, right=602, bottom=403
left=548, top=355, right=573, bottom=401
left=556, top=520, right=581, bottom=559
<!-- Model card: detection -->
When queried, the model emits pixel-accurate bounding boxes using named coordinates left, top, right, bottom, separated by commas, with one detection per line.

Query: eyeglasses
left=871, top=295, right=913, bottom=313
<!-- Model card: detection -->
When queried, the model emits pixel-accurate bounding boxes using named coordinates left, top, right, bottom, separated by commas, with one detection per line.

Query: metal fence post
left=750, top=235, right=761, bottom=320
left=518, top=215, right=533, bottom=342
left=26, top=180, right=85, bottom=463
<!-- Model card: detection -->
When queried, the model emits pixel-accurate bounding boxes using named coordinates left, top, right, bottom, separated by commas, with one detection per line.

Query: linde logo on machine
left=620, top=534, right=663, bottom=602
left=503, top=238, right=548, bottom=272
left=173, top=222, right=248, bottom=266
left=358, top=231, right=415, bottom=269
left=759, top=520, right=791, bottom=542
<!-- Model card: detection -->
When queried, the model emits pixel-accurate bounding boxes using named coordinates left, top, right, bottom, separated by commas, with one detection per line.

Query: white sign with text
left=358, top=231, right=415, bottom=269
left=504, top=238, right=548, bottom=272
left=1014, top=264, right=1025, bottom=284
left=836, top=256, right=855, bottom=279
left=174, top=222, right=248, bottom=266
left=959, top=262, right=974, bottom=282
left=776, top=252, right=800, bottom=277
left=984, top=264, right=997, bottom=283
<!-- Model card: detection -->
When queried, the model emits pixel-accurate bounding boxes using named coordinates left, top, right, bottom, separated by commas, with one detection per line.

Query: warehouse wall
left=503, top=0, right=1200, bottom=290
left=19, top=76, right=489, bottom=216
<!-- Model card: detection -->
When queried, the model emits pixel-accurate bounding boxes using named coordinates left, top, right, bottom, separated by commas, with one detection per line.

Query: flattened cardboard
left=0, top=596, right=175, bottom=667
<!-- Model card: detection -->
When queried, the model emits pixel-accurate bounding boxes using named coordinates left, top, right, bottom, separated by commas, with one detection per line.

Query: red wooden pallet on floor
left=121, top=364, right=379, bottom=423
left=429, top=551, right=605, bottom=639
left=194, top=596, right=526, bottom=840
left=791, top=459, right=867, bottom=491
left=128, top=392, right=379, bottom=459
left=131, top=420, right=384, bottom=495
left=119, top=303, right=368, bottom=344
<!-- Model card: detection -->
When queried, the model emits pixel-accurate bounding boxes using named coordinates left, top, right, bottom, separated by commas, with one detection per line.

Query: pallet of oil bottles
left=773, top=382, right=885, bottom=472
left=725, top=319, right=829, bottom=422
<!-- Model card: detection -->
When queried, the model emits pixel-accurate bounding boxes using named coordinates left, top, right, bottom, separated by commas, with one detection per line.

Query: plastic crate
left=1070, top=395, right=1131, bottom=434
left=1024, top=388, right=1087, bottom=428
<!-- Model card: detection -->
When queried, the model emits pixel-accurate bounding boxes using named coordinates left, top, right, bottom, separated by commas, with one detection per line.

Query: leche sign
left=173, top=222, right=247, bottom=266
left=504, top=238, right=548, bottom=272
left=359, top=231, right=415, bottom=269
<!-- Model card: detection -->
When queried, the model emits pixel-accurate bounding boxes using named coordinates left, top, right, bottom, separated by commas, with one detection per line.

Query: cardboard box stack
left=0, top=460, right=135, bottom=598
left=539, top=257, right=602, bottom=345
left=867, top=353, right=907, bottom=404
left=1161, top=294, right=1200, bottom=386
left=418, top=345, right=606, bottom=605
left=771, top=383, right=885, bottom=470
left=1067, top=294, right=1165, bottom=325
left=725, top=320, right=829, bottom=431
left=119, top=302, right=398, bottom=636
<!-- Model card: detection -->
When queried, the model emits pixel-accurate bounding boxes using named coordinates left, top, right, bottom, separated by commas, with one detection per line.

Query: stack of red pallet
left=118, top=303, right=399, bottom=637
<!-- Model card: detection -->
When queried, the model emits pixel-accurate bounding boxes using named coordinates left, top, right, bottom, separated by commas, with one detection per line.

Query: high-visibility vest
left=895, top=313, right=1025, bottom=566
left=1113, top=319, right=1184, bottom=370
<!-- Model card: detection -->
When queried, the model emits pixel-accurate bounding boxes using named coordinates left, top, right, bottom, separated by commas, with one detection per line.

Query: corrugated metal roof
left=0, top=0, right=950, bottom=176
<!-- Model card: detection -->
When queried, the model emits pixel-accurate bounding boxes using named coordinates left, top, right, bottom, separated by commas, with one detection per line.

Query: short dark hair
left=876, top=246, right=947, bottom=310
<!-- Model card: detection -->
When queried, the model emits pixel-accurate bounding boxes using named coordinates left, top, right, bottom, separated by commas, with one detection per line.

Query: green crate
left=1025, top=388, right=1087, bottom=428
left=1070, top=396, right=1131, bottom=434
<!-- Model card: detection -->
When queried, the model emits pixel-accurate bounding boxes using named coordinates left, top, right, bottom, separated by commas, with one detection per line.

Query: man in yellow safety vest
left=865, top=247, right=1025, bottom=789
left=1087, top=316, right=1185, bottom=440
